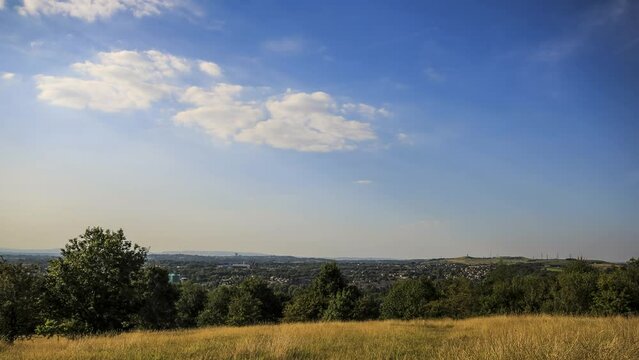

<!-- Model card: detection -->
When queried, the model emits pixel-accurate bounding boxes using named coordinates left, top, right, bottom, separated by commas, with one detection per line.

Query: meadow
left=1, top=315, right=637, bottom=360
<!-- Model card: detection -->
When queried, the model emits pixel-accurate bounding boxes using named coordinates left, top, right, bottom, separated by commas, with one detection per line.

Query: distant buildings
left=216, top=263, right=251, bottom=270
left=169, top=273, right=187, bottom=284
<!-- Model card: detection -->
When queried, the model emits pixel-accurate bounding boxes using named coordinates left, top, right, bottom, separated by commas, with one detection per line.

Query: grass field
left=1, top=316, right=638, bottom=359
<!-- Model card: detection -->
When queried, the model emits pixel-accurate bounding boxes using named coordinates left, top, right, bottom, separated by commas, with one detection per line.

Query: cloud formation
left=198, top=61, right=222, bottom=78
left=235, top=92, right=376, bottom=152
left=35, top=50, right=194, bottom=112
left=1, top=72, right=15, bottom=80
left=174, top=84, right=263, bottom=140
left=18, top=0, right=179, bottom=22
left=35, top=50, right=381, bottom=152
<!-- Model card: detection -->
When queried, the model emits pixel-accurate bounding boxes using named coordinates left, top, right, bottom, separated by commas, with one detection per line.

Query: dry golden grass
left=1, top=316, right=637, bottom=360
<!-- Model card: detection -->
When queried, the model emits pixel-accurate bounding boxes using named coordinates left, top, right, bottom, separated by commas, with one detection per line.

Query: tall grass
left=1, top=315, right=637, bottom=359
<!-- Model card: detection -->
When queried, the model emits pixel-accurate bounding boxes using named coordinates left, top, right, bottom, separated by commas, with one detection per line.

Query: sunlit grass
left=1, top=315, right=637, bottom=359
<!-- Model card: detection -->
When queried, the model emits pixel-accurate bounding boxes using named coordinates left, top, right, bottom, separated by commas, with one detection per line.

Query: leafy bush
left=0, top=261, right=43, bottom=343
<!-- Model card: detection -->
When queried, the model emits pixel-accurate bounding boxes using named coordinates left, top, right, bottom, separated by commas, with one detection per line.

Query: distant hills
left=0, top=248, right=60, bottom=255
left=159, top=250, right=270, bottom=257
left=0, top=248, right=620, bottom=265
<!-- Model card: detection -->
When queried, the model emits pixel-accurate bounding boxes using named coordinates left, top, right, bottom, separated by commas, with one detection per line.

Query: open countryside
left=1, top=0, right=638, bottom=358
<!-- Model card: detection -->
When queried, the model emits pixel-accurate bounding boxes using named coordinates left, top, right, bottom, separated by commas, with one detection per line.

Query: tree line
left=1, top=227, right=638, bottom=343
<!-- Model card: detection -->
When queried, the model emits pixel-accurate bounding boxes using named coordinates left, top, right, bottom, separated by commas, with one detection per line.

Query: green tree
left=284, top=263, right=350, bottom=322
left=381, top=277, right=438, bottom=320
left=311, top=262, right=347, bottom=299
left=283, top=289, right=324, bottom=322
left=323, top=285, right=361, bottom=321
left=136, top=267, right=179, bottom=329
left=175, top=282, right=207, bottom=328
left=353, top=292, right=381, bottom=320
left=592, top=270, right=631, bottom=315
left=480, top=276, right=526, bottom=314
left=41, top=227, right=147, bottom=336
left=198, top=285, right=236, bottom=326
left=519, top=274, right=554, bottom=313
left=428, top=277, right=477, bottom=318
left=226, top=290, right=262, bottom=326
left=238, top=277, right=282, bottom=322
left=0, top=261, right=43, bottom=343
left=625, top=259, right=639, bottom=313
left=552, top=260, right=597, bottom=314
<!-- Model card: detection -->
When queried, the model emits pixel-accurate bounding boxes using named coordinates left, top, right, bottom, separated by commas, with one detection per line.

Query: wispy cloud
left=396, top=126, right=461, bottom=148
left=354, top=180, right=372, bottom=185
left=532, top=0, right=632, bottom=63
left=423, top=67, right=445, bottom=82
left=396, top=132, right=412, bottom=145
left=18, top=0, right=181, bottom=22
left=341, top=103, right=391, bottom=119
left=1, top=72, right=15, bottom=80
left=262, top=37, right=306, bottom=55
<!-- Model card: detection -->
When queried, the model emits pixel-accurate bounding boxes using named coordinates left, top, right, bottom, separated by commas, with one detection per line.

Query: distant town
left=1, top=251, right=616, bottom=293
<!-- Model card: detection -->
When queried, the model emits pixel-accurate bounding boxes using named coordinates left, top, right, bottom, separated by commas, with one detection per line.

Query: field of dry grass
left=1, top=315, right=638, bottom=359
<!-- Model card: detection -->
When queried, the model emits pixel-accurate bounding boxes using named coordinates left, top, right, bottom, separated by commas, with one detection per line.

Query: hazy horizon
left=0, top=234, right=631, bottom=263
left=1, top=1, right=638, bottom=262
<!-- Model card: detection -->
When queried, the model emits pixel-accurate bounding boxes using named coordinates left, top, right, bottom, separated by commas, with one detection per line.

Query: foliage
left=352, top=293, right=381, bottom=320
left=592, top=269, right=632, bottom=315
left=136, top=267, right=179, bottom=329
left=40, top=227, right=147, bottom=336
left=323, top=285, right=361, bottom=321
left=428, top=277, right=476, bottom=318
left=175, top=282, right=207, bottom=328
left=283, top=289, right=324, bottom=322
left=310, top=262, right=347, bottom=298
left=238, top=277, right=283, bottom=322
left=380, top=277, right=438, bottom=319
left=552, top=260, right=598, bottom=314
left=4, top=226, right=639, bottom=341
left=226, top=290, right=263, bottom=326
left=284, top=262, right=360, bottom=322
left=0, top=261, right=43, bottom=343
left=198, top=285, right=236, bottom=326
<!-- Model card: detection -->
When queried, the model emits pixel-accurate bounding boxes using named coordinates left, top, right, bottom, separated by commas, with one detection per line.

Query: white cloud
left=174, top=84, right=264, bottom=140
left=354, top=180, right=372, bottom=185
left=235, top=92, right=376, bottom=152
left=35, top=50, right=191, bottom=112
left=262, top=37, right=306, bottom=54
left=19, top=0, right=179, bottom=22
left=1, top=72, right=15, bottom=80
left=0, top=0, right=5, bottom=10
left=36, top=49, right=381, bottom=152
left=198, top=61, right=222, bottom=77
left=342, top=102, right=390, bottom=118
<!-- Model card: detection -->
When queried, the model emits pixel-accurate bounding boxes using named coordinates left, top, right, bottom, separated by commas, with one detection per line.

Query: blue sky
left=0, top=0, right=637, bottom=261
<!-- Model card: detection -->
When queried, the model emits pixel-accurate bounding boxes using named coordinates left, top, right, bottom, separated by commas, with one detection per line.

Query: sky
left=0, top=0, right=638, bottom=261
